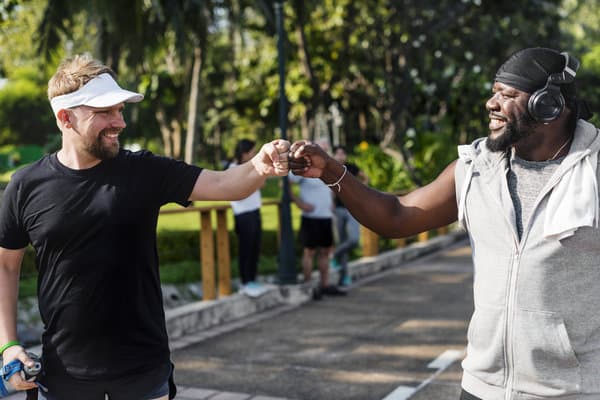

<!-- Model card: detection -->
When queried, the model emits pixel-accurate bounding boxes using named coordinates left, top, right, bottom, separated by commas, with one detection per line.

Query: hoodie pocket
left=462, top=305, right=506, bottom=386
left=513, top=309, right=581, bottom=396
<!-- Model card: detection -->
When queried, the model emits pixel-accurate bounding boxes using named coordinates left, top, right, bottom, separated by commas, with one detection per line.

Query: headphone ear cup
left=527, top=88, right=565, bottom=123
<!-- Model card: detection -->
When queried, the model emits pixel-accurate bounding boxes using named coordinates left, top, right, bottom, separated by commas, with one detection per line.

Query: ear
left=56, top=109, right=71, bottom=126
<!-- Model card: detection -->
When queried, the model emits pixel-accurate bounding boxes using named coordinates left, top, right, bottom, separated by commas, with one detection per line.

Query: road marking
left=427, top=349, right=464, bottom=370
left=381, top=347, right=466, bottom=400
left=381, top=386, right=416, bottom=400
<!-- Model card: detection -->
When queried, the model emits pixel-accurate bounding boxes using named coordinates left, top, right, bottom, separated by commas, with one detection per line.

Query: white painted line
left=427, top=349, right=464, bottom=370
left=381, top=347, right=466, bottom=400
left=381, top=385, right=416, bottom=400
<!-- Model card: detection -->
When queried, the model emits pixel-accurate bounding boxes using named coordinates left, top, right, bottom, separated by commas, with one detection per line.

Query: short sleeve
left=137, top=152, right=203, bottom=206
left=0, top=178, right=30, bottom=249
left=142, top=155, right=202, bottom=206
left=287, top=172, right=302, bottom=184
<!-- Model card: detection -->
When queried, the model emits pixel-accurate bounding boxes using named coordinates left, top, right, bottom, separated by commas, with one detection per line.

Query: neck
left=513, top=117, right=574, bottom=161
left=57, top=147, right=102, bottom=170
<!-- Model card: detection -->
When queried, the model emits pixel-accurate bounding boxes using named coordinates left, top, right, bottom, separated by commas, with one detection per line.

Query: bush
left=156, top=228, right=300, bottom=267
left=0, top=74, right=55, bottom=147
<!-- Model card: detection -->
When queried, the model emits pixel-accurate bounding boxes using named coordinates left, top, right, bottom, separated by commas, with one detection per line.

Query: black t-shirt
left=334, top=162, right=360, bottom=208
left=0, top=149, right=202, bottom=379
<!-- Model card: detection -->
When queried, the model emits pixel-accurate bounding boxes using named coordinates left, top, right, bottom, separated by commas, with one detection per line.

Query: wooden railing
left=159, top=201, right=447, bottom=300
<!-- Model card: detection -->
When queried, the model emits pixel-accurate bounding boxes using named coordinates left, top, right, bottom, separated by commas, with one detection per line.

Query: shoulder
left=457, top=137, right=486, bottom=163
left=9, top=155, right=53, bottom=184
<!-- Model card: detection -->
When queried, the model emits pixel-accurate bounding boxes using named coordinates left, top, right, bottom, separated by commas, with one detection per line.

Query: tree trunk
left=156, top=107, right=173, bottom=158
left=185, top=45, right=203, bottom=165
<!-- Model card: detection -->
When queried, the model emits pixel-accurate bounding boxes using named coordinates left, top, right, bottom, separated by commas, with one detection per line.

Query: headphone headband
left=548, top=52, right=579, bottom=84
left=527, top=51, right=580, bottom=122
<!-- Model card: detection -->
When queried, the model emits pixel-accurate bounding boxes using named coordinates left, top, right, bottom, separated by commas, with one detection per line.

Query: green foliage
left=351, top=143, right=413, bottom=192
left=0, top=145, right=43, bottom=172
left=0, top=70, right=55, bottom=146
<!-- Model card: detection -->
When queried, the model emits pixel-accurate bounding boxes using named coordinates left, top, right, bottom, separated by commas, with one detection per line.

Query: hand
left=289, top=140, right=329, bottom=178
left=297, top=200, right=315, bottom=212
left=2, top=345, right=38, bottom=391
left=251, top=139, right=291, bottom=177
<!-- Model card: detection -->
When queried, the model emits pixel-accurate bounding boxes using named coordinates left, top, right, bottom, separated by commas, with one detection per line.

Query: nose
left=111, top=112, right=126, bottom=129
left=486, top=93, right=500, bottom=112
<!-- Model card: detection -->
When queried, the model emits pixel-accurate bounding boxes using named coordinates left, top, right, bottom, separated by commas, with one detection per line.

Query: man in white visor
left=0, top=54, right=291, bottom=400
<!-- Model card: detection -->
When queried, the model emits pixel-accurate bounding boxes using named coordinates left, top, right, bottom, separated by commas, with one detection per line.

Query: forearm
left=0, top=263, right=20, bottom=345
left=190, top=162, right=266, bottom=201
left=320, top=159, right=408, bottom=237
left=320, top=158, right=458, bottom=238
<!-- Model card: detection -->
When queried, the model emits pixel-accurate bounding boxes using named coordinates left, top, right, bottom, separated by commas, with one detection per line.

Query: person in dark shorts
left=0, top=53, right=291, bottom=400
left=289, top=164, right=347, bottom=299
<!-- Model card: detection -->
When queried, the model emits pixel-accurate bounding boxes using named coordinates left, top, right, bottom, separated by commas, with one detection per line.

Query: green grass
left=159, top=255, right=281, bottom=284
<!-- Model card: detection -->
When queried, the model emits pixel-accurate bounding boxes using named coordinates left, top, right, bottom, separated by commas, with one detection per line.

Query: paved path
left=5, top=241, right=474, bottom=400
left=170, top=241, right=474, bottom=400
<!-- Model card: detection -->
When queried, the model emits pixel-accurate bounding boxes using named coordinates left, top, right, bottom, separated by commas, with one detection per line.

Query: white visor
left=50, top=73, right=144, bottom=115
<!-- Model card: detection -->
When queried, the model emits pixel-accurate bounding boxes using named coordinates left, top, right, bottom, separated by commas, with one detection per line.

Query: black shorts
left=37, top=362, right=174, bottom=400
left=299, top=216, right=333, bottom=249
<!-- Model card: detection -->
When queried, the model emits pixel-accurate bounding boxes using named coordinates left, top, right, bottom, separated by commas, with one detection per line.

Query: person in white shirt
left=228, top=139, right=267, bottom=298
left=288, top=139, right=347, bottom=299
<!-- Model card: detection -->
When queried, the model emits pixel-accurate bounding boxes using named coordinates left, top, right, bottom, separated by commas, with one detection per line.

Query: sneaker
left=329, top=258, right=341, bottom=271
left=242, top=281, right=268, bottom=298
left=340, top=275, right=352, bottom=287
left=312, top=286, right=323, bottom=301
left=321, top=285, right=348, bottom=296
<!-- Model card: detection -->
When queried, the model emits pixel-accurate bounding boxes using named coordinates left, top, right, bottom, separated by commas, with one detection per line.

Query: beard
left=85, top=129, right=120, bottom=160
left=486, top=112, right=537, bottom=153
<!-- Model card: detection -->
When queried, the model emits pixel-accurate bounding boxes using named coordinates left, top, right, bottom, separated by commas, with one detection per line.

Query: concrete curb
left=165, top=229, right=468, bottom=341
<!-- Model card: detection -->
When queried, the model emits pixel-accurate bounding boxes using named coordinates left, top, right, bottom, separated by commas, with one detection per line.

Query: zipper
left=504, top=247, right=520, bottom=400
left=501, top=151, right=587, bottom=400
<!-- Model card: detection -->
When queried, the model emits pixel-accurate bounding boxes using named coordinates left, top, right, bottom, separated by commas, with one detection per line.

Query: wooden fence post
left=361, top=225, right=379, bottom=257
left=216, top=208, right=231, bottom=297
left=417, top=231, right=429, bottom=242
left=200, top=210, right=216, bottom=300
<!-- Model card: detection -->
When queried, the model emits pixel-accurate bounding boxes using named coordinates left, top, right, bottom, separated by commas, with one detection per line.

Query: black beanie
left=495, top=47, right=576, bottom=97
left=495, top=47, right=592, bottom=120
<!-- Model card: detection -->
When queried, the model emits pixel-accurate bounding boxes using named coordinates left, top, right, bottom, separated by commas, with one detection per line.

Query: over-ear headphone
left=527, top=52, right=580, bottom=123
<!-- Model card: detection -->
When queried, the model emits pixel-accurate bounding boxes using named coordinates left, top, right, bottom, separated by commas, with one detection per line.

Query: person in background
left=288, top=139, right=347, bottom=300
left=228, top=139, right=268, bottom=298
left=330, top=145, right=368, bottom=287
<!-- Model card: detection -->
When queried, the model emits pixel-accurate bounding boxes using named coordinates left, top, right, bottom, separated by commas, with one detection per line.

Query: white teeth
left=489, top=120, right=505, bottom=130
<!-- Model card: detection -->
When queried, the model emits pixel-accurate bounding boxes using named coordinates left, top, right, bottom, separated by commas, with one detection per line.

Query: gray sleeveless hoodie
left=456, top=120, right=600, bottom=400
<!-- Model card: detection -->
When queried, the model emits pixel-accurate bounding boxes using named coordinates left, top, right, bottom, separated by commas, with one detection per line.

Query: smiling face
left=67, top=103, right=126, bottom=160
left=485, top=81, right=538, bottom=152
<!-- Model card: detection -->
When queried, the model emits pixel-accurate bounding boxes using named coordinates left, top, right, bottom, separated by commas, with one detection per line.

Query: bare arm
left=290, top=142, right=458, bottom=238
left=189, top=139, right=290, bottom=201
left=0, top=247, right=37, bottom=391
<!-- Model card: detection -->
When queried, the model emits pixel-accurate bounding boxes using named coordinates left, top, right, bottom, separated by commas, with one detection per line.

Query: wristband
left=0, top=340, right=21, bottom=356
left=326, top=165, right=348, bottom=193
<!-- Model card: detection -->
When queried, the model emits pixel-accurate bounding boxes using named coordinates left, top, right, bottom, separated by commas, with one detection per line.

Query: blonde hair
left=47, top=53, right=116, bottom=100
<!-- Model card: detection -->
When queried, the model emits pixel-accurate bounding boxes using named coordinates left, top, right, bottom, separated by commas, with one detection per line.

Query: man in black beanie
left=289, top=47, right=600, bottom=400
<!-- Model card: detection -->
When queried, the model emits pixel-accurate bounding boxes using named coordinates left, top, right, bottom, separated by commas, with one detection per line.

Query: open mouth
left=489, top=114, right=507, bottom=131
left=101, top=130, right=120, bottom=144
